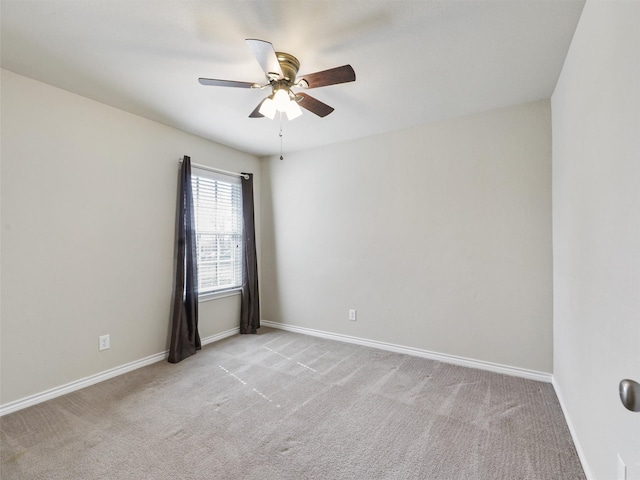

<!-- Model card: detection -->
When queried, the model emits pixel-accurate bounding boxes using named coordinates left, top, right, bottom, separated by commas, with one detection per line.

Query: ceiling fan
left=198, top=39, right=356, bottom=120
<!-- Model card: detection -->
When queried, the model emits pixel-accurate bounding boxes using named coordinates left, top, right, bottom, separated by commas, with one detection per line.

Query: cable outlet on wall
left=348, top=309, right=357, bottom=321
left=99, top=334, right=110, bottom=351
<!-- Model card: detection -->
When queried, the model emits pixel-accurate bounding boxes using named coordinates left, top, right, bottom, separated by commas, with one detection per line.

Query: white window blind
left=191, top=168, right=243, bottom=295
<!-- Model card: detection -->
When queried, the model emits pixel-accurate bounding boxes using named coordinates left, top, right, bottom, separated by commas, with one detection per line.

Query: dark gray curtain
left=240, top=173, right=260, bottom=334
left=168, top=155, right=201, bottom=363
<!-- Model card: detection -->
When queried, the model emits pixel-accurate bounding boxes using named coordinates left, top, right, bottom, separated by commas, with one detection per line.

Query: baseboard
left=201, top=327, right=240, bottom=347
left=552, top=377, right=595, bottom=480
left=260, top=320, right=552, bottom=383
left=0, top=327, right=239, bottom=417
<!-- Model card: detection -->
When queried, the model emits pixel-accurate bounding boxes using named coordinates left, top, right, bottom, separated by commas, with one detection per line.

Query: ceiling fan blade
left=198, top=78, right=256, bottom=88
left=296, top=93, right=334, bottom=117
left=298, top=65, right=356, bottom=89
left=249, top=99, right=266, bottom=118
left=245, top=38, right=283, bottom=79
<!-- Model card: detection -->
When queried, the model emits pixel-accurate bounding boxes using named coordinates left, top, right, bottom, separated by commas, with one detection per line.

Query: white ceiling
left=1, top=0, right=585, bottom=157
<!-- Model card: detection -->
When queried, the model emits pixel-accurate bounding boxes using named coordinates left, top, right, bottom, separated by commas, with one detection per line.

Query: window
left=191, top=168, right=243, bottom=296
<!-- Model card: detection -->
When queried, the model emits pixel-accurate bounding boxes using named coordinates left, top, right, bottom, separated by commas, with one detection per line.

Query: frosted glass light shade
left=273, top=89, right=290, bottom=112
left=259, top=97, right=276, bottom=119
left=259, top=88, right=303, bottom=121
left=286, top=99, right=302, bottom=120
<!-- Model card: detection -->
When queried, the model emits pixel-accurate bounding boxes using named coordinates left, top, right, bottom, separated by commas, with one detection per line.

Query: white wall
left=552, top=1, right=640, bottom=479
left=0, top=69, right=260, bottom=406
left=261, top=100, right=553, bottom=373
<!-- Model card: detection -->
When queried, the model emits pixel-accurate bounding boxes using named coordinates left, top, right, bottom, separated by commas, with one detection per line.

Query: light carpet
left=1, top=327, right=585, bottom=479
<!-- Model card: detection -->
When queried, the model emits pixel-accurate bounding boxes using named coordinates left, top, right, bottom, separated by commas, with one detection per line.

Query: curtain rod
left=179, top=159, right=250, bottom=180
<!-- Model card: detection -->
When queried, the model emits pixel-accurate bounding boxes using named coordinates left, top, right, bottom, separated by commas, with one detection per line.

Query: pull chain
left=279, top=112, right=284, bottom=160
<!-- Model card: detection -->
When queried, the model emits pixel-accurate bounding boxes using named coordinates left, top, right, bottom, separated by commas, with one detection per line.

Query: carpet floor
left=1, top=327, right=585, bottom=479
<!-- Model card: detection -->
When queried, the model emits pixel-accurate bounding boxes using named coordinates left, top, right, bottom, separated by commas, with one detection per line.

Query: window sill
left=199, top=288, right=242, bottom=303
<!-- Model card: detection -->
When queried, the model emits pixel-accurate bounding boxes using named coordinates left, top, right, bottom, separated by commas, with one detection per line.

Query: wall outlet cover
left=99, top=334, right=110, bottom=351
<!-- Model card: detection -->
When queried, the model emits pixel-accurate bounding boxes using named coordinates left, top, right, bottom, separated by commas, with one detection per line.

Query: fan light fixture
left=199, top=39, right=355, bottom=121
left=198, top=39, right=356, bottom=159
left=259, top=87, right=302, bottom=120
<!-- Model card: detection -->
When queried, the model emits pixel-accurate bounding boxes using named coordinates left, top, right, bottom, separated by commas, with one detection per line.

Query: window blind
left=191, top=168, right=243, bottom=295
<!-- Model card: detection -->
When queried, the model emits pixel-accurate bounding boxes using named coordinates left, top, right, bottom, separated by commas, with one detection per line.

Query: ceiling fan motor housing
left=275, top=52, right=300, bottom=83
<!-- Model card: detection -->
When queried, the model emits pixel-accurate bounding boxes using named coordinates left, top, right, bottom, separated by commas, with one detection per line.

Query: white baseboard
left=260, top=320, right=552, bottom=383
left=201, top=327, right=240, bottom=347
left=0, top=327, right=239, bottom=417
left=552, top=377, right=594, bottom=480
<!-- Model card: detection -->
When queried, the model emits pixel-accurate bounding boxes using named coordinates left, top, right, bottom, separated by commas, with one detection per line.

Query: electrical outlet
left=99, top=334, right=110, bottom=351
left=348, top=309, right=357, bottom=321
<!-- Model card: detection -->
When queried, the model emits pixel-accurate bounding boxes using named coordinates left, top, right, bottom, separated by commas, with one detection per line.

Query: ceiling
left=1, top=0, right=585, bottom=158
